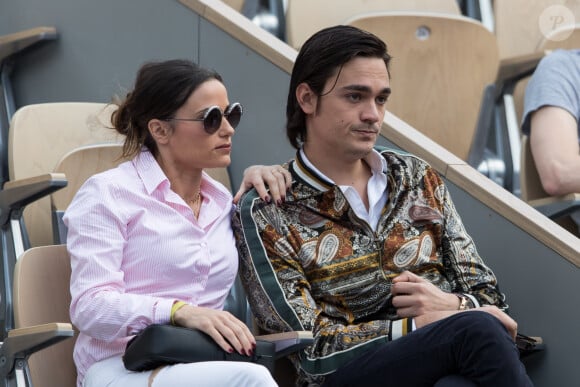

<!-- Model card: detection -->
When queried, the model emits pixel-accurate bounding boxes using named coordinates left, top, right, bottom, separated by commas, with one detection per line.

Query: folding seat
left=285, top=0, right=461, bottom=49
left=494, top=0, right=580, bottom=61
left=8, top=102, right=122, bottom=248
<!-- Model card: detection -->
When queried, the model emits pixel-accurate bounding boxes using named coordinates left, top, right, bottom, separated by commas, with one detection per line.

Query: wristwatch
left=456, top=294, right=469, bottom=311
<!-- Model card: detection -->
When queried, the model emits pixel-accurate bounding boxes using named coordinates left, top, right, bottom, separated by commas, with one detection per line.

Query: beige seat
left=8, top=102, right=123, bottom=248
left=285, top=0, right=460, bottom=49
left=51, top=144, right=128, bottom=242
left=346, top=12, right=498, bottom=161
left=540, top=23, right=580, bottom=51
left=13, top=244, right=75, bottom=387
left=494, top=0, right=580, bottom=61
left=520, top=135, right=580, bottom=236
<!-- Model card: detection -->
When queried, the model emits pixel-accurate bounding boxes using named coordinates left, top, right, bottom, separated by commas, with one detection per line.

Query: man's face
left=301, top=56, right=391, bottom=164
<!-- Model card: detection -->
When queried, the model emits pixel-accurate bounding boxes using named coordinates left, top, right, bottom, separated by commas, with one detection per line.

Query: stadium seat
left=494, top=0, right=580, bottom=60
left=8, top=102, right=122, bottom=248
left=285, top=0, right=460, bottom=49
left=11, top=244, right=75, bottom=387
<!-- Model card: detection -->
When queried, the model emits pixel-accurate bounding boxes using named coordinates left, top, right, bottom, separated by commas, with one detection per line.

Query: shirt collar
left=293, top=148, right=387, bottom=191
left=132, top=149, right=233, bottom=210
left=132, top=149, right=169, bottom=196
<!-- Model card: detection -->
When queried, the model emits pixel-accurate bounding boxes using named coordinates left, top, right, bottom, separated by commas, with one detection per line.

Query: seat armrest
left=0, top=173, right=67, bottom=224
left=0, top=27, right=58, bottom=62
left=256, top=330, right=313, bottom=359
left=528, top=194, right=580, bottom=219
left=0, top=322, right=73, bottom=376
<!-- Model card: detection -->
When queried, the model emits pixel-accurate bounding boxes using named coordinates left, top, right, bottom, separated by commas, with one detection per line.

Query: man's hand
left=391, top=271, right=460, bottom=317
left=233, top=165, right=292, bottom=204
left=393, top=271, right=518, bottom=341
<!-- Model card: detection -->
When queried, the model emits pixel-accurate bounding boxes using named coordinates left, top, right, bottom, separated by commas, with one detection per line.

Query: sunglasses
left=165, top=102, right=243, bottom=134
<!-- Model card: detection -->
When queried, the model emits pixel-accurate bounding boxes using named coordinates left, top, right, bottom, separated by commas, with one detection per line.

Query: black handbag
left=123, top=324, right=276, bottom=372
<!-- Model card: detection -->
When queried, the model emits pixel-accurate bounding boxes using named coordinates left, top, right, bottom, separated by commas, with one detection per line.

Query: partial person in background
left=235, top=25, right=532, bottom=386
left=65, top=59, right=290, bottom=387
left=522, top=49, right=580, bottom=196
left=521, top=48, right=580, bottom=233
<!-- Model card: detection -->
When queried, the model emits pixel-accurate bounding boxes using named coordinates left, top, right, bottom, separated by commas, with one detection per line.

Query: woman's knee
left=240, top=363, right=278, bottom=387
left=151, top=361, right=276, bottom=387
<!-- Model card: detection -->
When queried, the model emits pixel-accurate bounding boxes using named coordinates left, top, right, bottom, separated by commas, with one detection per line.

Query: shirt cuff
left=153, top=298, right=176, bottom=324
left=389, top=318, right=413, bottom=340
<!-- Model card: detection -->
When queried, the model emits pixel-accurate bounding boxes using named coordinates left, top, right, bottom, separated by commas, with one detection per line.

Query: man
left=234, top=25, right=531, bottom=386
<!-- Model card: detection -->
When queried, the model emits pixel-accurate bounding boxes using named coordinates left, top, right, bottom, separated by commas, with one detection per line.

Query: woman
left=64, top=59, right=289, bottom=387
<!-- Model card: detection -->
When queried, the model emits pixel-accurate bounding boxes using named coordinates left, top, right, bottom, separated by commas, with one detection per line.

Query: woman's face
left=158, top=79, right=237, bottom=171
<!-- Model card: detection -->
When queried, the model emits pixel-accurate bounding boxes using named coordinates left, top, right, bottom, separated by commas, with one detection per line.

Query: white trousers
left=83, top=355, right=278, bottom=387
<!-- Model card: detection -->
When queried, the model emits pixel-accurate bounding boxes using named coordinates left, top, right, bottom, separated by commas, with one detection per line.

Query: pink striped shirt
left=64, top=150, right=237, bottom=385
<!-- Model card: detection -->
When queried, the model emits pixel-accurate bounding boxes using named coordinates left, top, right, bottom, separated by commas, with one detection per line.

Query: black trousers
left=322, top=311, right=533, bottom=387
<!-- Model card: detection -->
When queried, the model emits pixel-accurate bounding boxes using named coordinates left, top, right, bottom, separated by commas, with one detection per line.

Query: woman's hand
left=233, top=164, right=292, bottom=205
left=173, top=305, right=256, bottom=356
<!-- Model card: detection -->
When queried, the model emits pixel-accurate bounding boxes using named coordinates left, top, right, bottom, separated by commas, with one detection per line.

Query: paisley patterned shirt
left=234, top=146, right=506, bottom=386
